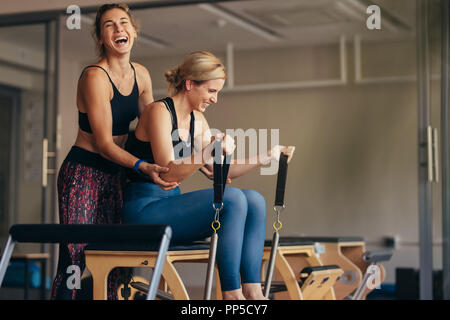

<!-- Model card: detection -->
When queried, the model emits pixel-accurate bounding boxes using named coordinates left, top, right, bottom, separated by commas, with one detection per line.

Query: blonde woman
left=122, top=51, right=294, bottom=300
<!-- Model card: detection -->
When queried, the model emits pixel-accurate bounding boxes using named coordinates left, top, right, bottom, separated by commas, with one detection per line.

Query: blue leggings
left=121, top=182, right=267, bottom=291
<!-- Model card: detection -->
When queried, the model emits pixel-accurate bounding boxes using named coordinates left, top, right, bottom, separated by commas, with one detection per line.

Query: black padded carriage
left=0, top=224, right=172, bottom=300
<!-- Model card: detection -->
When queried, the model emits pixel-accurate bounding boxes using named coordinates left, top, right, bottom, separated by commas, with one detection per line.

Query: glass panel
left=0, top=88, right=16, bottom=245
left=428, top=0, right=443, bottom=278
left=0, top=23, right=47, bottom=253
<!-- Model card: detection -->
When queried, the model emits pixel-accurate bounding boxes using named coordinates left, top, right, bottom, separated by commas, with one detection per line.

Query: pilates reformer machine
left=1, top=140, right=391, bottom=300
left=263, top=236, right=393, bottom=300
left=261, top=154, right=344, bottom=300
left=0, top=224, right=172, bottom=300
left=117, top=148, right=347, bottom=300
left=106, top=145, right=391, bottom=300
left=260, top=154, right=393, bottom=300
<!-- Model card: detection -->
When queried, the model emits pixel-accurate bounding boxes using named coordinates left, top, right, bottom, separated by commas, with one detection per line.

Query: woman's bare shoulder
left=141, top=100, right=170, bottom=121
left=78, top=65, right=110, bottom=88
left=131, top=62, right=151, bottom=78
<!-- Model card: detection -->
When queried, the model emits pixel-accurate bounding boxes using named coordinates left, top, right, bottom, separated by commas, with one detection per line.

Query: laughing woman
left=51, top=3, right=177, bottom=300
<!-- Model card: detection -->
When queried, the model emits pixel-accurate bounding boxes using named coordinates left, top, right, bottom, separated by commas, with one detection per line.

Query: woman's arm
left=200, top=152, right=262, bottom=180
left=133, top=62, right=154, bottom=115
left=200, top=145, right=295, bottom=181
left=230, top=145, right=295, bottom=179
left=142, top=103, right=215, bottom=183
left=227, top=145, right=295, bottom=179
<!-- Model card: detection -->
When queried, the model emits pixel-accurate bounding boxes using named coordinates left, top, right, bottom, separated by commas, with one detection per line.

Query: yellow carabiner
left=273, top=220, right=283, bottom=232
left=211, top=220, right=221, bottom=233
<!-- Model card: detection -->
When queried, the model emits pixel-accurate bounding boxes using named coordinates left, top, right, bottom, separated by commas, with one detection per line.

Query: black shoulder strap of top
left=129, top=62, right=137, bottom=80
left=160, top=98, right=177, bottom=131
left=189, top=112, right=195, bottom=150
left=129, top=62, right=138, bottom=92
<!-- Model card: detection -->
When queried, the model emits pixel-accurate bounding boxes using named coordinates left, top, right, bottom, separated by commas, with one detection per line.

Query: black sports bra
left=78, top=63, right=139, bottom=136
left=125, top=97, right=195, bottom=183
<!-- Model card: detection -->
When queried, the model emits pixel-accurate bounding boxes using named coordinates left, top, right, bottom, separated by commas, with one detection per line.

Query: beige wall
left=154, top=43, right=420, bottom=286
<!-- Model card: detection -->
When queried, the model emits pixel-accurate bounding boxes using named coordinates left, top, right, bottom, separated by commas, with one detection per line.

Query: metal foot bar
left=351, top=250, right=393, bottom=300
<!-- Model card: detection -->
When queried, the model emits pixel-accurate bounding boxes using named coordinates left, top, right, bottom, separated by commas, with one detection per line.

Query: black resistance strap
left=275, top=153, right=289, bottom=206
left=204, top=140, right=232, bottom=300
left=213, top=138, right=232, bottom=203
left=264, top=153, right=289, bottom=298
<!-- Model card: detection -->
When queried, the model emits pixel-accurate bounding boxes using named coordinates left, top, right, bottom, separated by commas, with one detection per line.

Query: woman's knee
left=223, top=187, right=248, bottom=214
left=242, top=189, right=267, bottom=219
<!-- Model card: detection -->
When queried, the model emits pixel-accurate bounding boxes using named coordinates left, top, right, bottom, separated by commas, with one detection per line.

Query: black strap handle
left=213, top=140, right=231, bottom=205
left=274, top=153, right=289, bottom=206
left=363, top=250, right=393, bottom=263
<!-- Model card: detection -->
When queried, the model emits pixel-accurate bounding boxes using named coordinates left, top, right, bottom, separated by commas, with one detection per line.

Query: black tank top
left=125, top=97, right=195, bottom=183
left=78, top=63, right=139, bottom=136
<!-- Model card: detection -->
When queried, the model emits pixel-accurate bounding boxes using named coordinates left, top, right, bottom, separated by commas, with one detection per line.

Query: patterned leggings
left=50, top=147, right=125, bottom=300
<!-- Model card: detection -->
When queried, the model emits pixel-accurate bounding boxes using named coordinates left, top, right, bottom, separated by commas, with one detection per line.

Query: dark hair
left=93, top=3, right=139, bottom=58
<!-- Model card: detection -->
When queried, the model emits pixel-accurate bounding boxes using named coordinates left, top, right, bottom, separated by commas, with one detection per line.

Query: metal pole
left=351, top=264, right=375, bottom=300
left=50, top=14, right=63, bottom=283
left=147, top=227, right=172, bottom=300
left=41, top=21, right=51, bottom=253
left=203, top=232, right=218, bottom=300
left=263, top=231, right=279, bottom=298
left=417, top=0, right=433, bottom=300
left=0, top=236, right=15, bottom=286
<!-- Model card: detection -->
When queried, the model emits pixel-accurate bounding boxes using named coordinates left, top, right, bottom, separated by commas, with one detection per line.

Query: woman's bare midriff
left=74, top=129, right=128, bottom=154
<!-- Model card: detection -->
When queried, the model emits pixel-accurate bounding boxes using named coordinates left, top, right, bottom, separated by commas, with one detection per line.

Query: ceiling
left=0, top=0, right=416, bottom=64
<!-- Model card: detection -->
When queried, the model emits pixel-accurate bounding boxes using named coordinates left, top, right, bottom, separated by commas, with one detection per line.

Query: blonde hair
left=93, top=3, right=140, bottom=59
left=164, top=51, right=226, bottom=96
